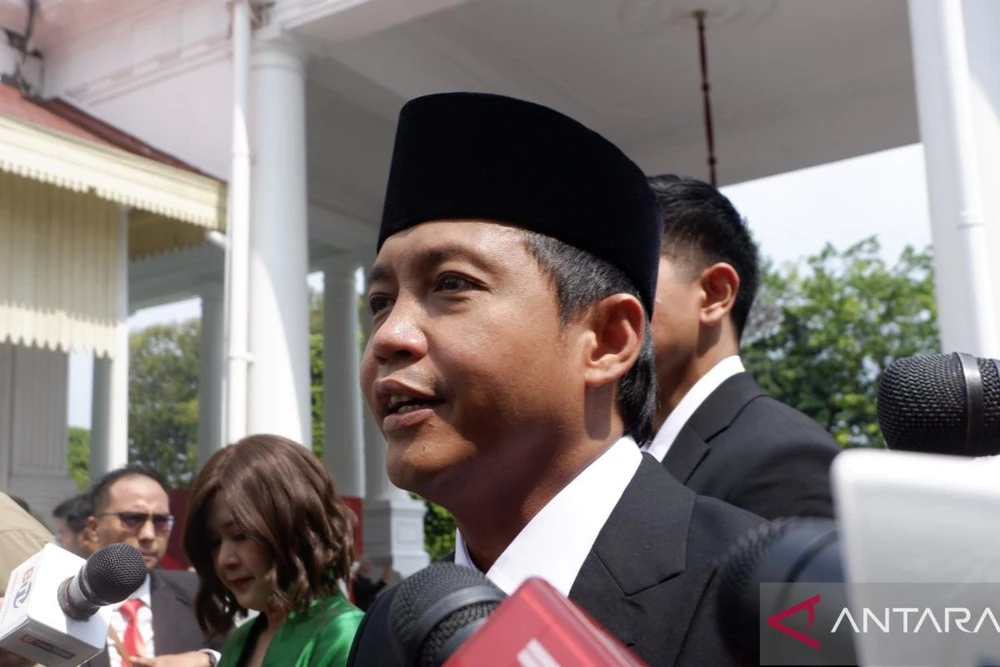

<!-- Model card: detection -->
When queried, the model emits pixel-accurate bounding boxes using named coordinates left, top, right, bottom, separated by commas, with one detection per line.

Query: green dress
left=217, top=592, right=364, bottom=667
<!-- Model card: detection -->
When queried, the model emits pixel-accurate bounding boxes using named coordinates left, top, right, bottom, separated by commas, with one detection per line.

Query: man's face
left=55, top=520, right=94, bottom=559
left=55, top=519, right=77, bottom=553
left=360, top=221, right=581, bottom=504
left=92, top=475, right=171, bottom=570
left=650, top=255, right=703, bottom=381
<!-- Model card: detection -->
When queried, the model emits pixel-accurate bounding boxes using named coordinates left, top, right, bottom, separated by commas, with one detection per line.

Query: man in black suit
left=645, top=175, right=841, bottom=520
left=83, top=465, right=223, bottom=667
left=347, top=93, right=763, bottom=666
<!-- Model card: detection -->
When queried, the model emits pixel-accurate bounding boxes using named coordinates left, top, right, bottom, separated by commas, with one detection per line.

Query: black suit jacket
left=662, top=372, right=842, bottom=520
left=346, top=456, right=764, bottom=667
left=84, top=569, right=223, bottom=667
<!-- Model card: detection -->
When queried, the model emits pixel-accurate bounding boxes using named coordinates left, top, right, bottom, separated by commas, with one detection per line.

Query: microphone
left=390, top=562, right=506, bottom=666
left=0, top=542, right=147, bottom=666
left=718, top=447, right=1000, bottom=667
left=717, top=518, right=855, bottom=667
left=57, top=543, right=149, bottom=621
left=389, top=562, right=645, bottom=666
left=877, top=352, right=1000, bottom=456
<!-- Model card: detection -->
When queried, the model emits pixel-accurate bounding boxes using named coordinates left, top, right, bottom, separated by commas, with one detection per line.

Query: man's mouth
left=387, top=396, right=444, bottom=415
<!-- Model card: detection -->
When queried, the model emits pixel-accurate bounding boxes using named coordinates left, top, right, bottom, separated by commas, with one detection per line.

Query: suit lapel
left=150, top=571, right=187, bottom=657
left=569, top=457, right=697, bottom=665
left=662, top=372, right=766, bottom=481
left=662, top=423, right=709, bottom=483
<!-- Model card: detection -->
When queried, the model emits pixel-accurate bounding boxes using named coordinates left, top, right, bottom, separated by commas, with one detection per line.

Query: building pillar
left=908, top=0, right=1000, bottom=357
left=359, top=292, right=429, bottom=576
left=247, top=38, right=312, bottom=447
left=322, top=257, right=366, bottom=498
left=90, top=205, right=130, bottom=481
left=198, top=283, right=225, bottom=466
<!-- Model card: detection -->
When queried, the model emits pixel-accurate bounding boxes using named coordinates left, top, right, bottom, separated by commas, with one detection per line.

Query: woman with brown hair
left=183, top=434, right=363, bottom=667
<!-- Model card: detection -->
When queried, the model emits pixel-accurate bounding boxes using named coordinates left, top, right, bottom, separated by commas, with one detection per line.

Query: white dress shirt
left=455, top=437, right=642, bottom=596
left=644, top=355, right=745, bottom=463
left=107, top=574, right=154, bottom=666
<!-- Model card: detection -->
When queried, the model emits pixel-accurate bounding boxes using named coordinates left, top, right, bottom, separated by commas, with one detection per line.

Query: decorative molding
left=43, top=0, right=230, bottom=104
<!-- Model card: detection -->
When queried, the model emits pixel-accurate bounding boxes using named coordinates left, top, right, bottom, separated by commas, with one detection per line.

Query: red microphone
left=444, top=577, right=645, bottom=667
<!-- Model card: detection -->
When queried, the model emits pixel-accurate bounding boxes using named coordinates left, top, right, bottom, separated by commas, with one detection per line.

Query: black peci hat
left=378, top=92, right=662, bottom=315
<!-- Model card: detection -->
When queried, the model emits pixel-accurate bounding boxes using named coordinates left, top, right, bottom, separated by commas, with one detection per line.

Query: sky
left=65, top=143, right=934, bottom=428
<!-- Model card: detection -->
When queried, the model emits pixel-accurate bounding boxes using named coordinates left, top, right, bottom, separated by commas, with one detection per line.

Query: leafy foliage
left=742, top=237, right=939, bottom=448
left=67, top=427, right=90, bottom=490
left=128, top=321, right=201, bottom=487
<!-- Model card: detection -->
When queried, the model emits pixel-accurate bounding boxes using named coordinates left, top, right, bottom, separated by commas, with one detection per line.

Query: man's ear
left=699, top=262, right=740, bottom=326
left=582, top=294, right=645, bottom=389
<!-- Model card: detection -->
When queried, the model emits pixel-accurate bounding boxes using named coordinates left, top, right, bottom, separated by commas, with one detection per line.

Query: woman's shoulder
left=309, top=592, right=365, bottom=633
left=296, top=593, right=365, bottom=667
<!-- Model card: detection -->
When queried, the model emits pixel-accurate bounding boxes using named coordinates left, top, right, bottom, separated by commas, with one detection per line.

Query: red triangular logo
left=767, top=593, right=821, bottom=649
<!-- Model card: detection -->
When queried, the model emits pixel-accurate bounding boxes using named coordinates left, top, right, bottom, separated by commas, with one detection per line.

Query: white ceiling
left=0, top=0, right=922, bottom=254
left=308, top=0, right=918, bottom=184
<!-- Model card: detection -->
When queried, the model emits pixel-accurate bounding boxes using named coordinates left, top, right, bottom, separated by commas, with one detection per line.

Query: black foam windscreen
left=389, top=562, right=505, bottom=667
left=877, top=353, right=1000, bottom=456
left=717, top=519, right=845, bottom=667
left=82, top=543, right=148, bottom=605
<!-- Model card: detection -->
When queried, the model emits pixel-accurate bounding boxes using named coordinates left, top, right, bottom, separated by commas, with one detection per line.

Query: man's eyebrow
left=366, top=244, right=500, bottom=287
left=366, top=265, right=387, bottom=286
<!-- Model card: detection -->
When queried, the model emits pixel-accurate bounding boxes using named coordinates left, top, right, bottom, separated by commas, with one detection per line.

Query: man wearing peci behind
left=645, top=175, right=841, bottom=519
left=346, top=93, right=763, bottom=666
left=82, top=465, right=223, bottom=667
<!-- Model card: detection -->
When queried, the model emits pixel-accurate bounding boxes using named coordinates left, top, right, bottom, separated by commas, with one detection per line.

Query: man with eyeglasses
left=83, top=465, right=223, bottom=667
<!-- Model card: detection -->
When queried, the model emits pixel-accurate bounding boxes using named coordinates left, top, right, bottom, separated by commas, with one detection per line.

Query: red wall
left=164, top=490, right=364, bottom=570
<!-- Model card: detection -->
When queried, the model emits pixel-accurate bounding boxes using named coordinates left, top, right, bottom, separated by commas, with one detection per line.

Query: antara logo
left=767, top=594, right=822, bottom=649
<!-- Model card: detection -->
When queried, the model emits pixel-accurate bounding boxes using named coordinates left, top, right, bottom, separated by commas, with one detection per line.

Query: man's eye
left=436, top=274, right=474, bottom=291
left=369, top=295, right=393, bottom=313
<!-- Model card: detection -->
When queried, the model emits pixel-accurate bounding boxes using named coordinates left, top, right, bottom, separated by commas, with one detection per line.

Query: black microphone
left=389, top=562, right=505, bottom=667
left=877, top=352, right=1000, bottom=456
left=57, top=543, right=148, bottom=620
left=717, top=518, right=855, bottom=667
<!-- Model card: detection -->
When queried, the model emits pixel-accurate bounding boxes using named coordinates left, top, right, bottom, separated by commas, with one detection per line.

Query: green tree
left=128, top=320, right=201, bottom=487
left=311, top=333, right=325, bottom=459
left=743, top=237, right=939, bottom=448
left=67, top=427, right=90, bottom=490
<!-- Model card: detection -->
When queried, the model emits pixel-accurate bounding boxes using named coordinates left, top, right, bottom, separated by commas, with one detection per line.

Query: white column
left=359, top=299, right=429, bottom=576
left=322, top=257, right=366, bottom=498
left=90, top=206, right=130, bottom=481
left=908, top=0, right=1000, bottom=357
left=247, top=38, right=312, bottom=447
left=198, top=283, right=225, bottom=466
left=6, top=344, right=77, bottom=520
left=223, top=0, right=253, bottom=446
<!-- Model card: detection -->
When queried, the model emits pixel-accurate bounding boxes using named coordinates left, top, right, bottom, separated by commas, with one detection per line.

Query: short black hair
left=523, top=231, right=658, bottom=445
left=648, top=175, right=760, bottom=339
left=54, top=493, right=95, bottom=533
left=91, top=464, right=170, bottom=514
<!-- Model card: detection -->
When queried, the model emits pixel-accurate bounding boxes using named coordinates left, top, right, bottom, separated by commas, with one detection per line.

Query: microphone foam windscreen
left=717, top=520, right=795, bottom=665
left=83, top=543, right=148, bottom=605
left=876, top=353, right=1000, bottom=454
left=390, top=562, right=504, bottom=667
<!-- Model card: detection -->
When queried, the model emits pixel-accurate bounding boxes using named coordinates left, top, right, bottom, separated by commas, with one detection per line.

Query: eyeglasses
left=98, top=512, right=175, bottom=534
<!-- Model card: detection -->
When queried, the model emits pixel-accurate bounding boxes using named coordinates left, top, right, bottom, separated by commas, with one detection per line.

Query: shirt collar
left=644, top=355, right=744, bottom=462
left=455, top=437, right=642, bottom=596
